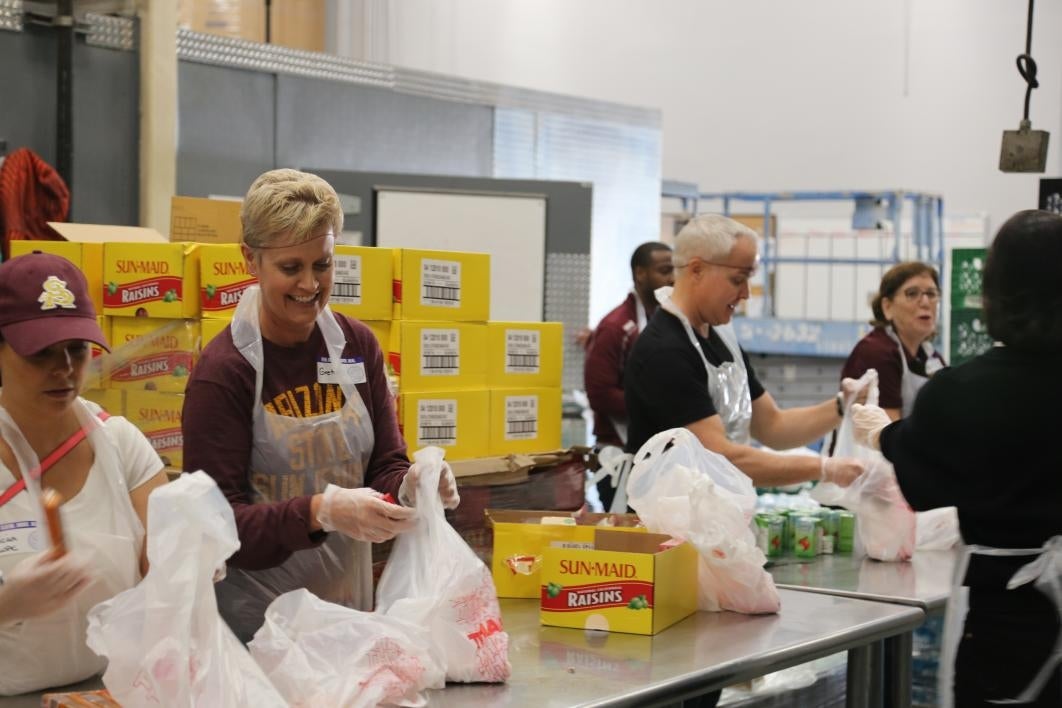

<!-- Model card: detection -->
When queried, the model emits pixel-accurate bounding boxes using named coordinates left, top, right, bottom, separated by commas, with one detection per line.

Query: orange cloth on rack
left=0, top=147, right=70, bottom=260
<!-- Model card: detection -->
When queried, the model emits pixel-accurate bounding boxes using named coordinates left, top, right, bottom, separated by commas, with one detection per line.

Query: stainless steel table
left=427, top=590, right=924, bottom=708
left=767, top=549, right=958, bottom=708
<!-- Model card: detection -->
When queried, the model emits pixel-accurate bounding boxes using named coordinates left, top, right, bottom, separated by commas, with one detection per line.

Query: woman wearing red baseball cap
left=0, top=251, right=168, bottom=695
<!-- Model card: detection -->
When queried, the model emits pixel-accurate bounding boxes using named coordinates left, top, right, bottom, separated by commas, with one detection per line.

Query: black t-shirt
left=623, top=309, right=765, bottom=453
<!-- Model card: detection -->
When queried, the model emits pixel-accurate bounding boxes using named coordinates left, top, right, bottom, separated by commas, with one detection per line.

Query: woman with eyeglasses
left=841, top=262, right=946, bottom=420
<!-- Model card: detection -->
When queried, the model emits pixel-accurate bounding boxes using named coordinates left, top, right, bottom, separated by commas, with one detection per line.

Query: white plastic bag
left=812, top=377, right=916, bottom=562
left=916, top=507, right=961, bottom=550
left=626, top=428, right=781, bottom=614
left=86, top=472, right=287, bottom=708
left=376, top=447, right=511, bottom=683
left=250, top=589, right=444, bottom=707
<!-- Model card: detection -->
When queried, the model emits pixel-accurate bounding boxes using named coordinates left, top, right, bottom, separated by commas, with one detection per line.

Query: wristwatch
left=835, top=392, right=845, bottom=417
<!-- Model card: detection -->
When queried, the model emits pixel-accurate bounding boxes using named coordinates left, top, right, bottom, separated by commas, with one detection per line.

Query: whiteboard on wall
left=375, top=189, right=547, bottom=321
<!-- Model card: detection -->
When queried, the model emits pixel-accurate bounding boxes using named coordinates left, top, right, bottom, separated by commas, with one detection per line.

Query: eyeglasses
left=900, top=287, right=940, bottom=303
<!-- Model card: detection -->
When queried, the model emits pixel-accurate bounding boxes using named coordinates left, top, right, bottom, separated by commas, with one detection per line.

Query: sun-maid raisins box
left=487, top=510, right=644, bottom=599
left=328, top=245, right=394, bottom=321
left=106, top=318, right=199, bottom=393
left=103, top=242, right=200, bottom=318
left=397, top=389, right=489, bottom=461
left=124, top=390, right=184, bottom=470
left=540, top=529, right=697, bottom=635
left=392, top=248, right=490, bottom=322
left=486, top=322, right=563, bottom=388
left=198, top=243, right=256, bottom=318
left=487, top=387, right=562, bottom=456
left=388, top=321, right=488, bottom=393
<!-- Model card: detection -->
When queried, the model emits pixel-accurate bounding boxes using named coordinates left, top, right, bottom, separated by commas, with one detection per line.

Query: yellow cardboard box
left=169, top=196, right=242, bottom=244
left=107, top=318, right=198, bottom=393
left=80, top=388, right=123, bottom=416
left=103, top=242, right=201, bottom=318
left=388, top=321, right=487, bottom=393
left=392, top=249, right=490, bottom=321
left=83, top=316, right=111, bottom=390
left=124, top=390, right=184, bottom=469
left=488, top=387, right=562, bottom=456
left=540, top=530, right=698, bottom=635
left=397, top=388, right=489, bottom=461
left=486, top=322, right=564, bottom=388
left=199, top=317, right=232, bottom=350
left=328, top=246, right=393, bottom=321
left=487, top=510, right=644, bottom=599
left=198, top=243, right=256, bottom=318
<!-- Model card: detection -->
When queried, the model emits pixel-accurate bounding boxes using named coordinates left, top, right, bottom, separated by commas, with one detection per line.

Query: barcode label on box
left=332, top=254, right=362, bottom=305
left=505, top=329, right=541, bottom=373
left=505, top=395, right=538, bottom=440
left=421, top=329, right=459, bottom=376
left=421, top=258, right=461, bottom=308
left=418, top=399, right=457, bottom=446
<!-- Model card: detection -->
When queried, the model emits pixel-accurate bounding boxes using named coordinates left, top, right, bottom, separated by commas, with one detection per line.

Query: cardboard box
left=486, top=321, right=564, bottom=388
left=488, top=387, right=562, bottom=456
left=540, top=529, right=698, bottom=635
left=392, top=248, right=490, bottom=321
left=397, top=389, right=489, bottom=461
left=107, top=318, right=198, bottom=393
left=80, top=387, right=123, bottom=416
left=198, top=243, right=256, bottom=318
left=82, top=316, right=111, bottom=389
left=103, top=242, right=201, bottom=318
left=488, top=510, right=643, bottom=598
left=200, top=317, right=232, bottom=350
left=42, top=689, right=119, bottom=707
left=388, top=321, right=488, bottom=393
left=328, top=246, right=394, bottom=321
left=125, top=390, right=184, bottom=469
left=169, top=196, right=242, bottom=244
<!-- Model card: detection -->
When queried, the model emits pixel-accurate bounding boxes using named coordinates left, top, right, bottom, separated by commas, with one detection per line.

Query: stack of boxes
left=12, top=198, right=565, bottom=468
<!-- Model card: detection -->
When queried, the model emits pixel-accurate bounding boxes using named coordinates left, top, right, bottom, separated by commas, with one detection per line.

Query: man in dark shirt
left=624, top=214, right=864, bottom=488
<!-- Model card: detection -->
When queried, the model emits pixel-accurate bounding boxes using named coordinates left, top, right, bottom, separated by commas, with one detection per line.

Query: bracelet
left=835, top=392, right=844, bottom=417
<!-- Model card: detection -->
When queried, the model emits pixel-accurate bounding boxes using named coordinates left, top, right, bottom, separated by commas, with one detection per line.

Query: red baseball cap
left=0, top=252, right=110, bottom=356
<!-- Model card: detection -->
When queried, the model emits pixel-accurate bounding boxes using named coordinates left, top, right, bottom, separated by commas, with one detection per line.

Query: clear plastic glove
left=0, top=552, right=93, bottom=624
left=820, top=456, right=865, bottom=487
left=852, top=403, right=892, bottom=450
left=315, top=484, right=417, bottom=543
left=841, top=369, right=878, bottom=408
left=399, top=460, right=460, bottom=510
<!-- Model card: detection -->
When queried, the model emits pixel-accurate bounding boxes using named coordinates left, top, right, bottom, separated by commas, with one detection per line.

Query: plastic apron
left=938, top=536, right=1062, bottom=707
left=885, top=328, right=943, bottom=417
left=0, top=398, right=143, bottom=695
left=656, top=286, right=753, bottom=445
left=216, top=285, right=375, bottom=642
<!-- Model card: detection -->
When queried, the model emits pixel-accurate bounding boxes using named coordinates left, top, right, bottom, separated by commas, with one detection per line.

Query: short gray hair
left=673, top=214, right=758, bottom=266
left=242, top=168, right=344, bottom=249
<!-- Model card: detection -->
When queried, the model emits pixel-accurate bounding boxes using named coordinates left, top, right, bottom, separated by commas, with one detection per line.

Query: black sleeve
left=626, top=342, right=716, bottom=430
left=740, top=347, right=766, bottom=401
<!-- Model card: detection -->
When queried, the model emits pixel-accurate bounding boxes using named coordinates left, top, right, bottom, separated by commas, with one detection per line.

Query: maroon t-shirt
left=182, top=312, right=408, bottom=570
left=841, top=327, right=946, bottom=410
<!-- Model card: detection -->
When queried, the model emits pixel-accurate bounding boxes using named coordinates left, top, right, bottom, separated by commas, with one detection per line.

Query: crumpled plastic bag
left=376, top=446, right=512, bottom=683
left=812, top=373, right=915, bottom=562
left=627, top=428, right=781, bottom=614
left=249, top=589, right=444, bottom=707
left=916, top=507, right=961, bottom=550
left=86, top=471, right=287, bottom=707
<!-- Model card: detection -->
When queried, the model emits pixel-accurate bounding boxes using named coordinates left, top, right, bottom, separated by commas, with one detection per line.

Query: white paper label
left=505, top=329, right=541, bottom=374
left=505, top=395, right=539, bottom=440
left=317, top=358, right=367, bottom=385
left=0, top=520, right=46, bottom=558
left=421, top=328, right=459, bottom=376
left=421, top=258, right=461, bottom=308
left=331, top=254, right=362, bottom=305
left=417, top=399, right=457, bottom=447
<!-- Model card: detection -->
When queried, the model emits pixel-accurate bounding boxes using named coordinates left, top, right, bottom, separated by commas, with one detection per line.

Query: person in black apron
left=853, top=209, right=1062, bottom=707
left=182, top=169, right=459, bottom=642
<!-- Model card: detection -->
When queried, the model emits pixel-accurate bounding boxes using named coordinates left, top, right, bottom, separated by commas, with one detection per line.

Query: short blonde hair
left=673, top=214, right=758, bottom=267
left=241, top=168, right=343, bottom=248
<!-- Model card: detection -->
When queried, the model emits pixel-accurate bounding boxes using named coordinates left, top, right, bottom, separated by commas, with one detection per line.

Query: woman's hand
left=852, top=403, right=892, bottom=450
left=315, top=484, right=417, bottom=543
left=399, top=461, right=461, bottom=510
left=0, top=552, right=93, bottom=626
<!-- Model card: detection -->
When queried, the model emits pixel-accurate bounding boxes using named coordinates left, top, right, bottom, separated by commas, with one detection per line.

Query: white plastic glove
left=852, top=403, right=892, bottom=450
left=841, top=369, right=879, bottom=408
left=0, top=552, right=93, bottom=625
left=820, top=456, right=866, bottom=487
left=315, top=484, right=417, bottom=543
left=399, top=460, right=460, bottom=510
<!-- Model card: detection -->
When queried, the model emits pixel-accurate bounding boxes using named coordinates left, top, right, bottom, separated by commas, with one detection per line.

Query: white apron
left=215, top=285, right=376, bottom=642
left=938, top=536, right=1062, bottom=707
left=0, top=399, right=143, bottom=695
left=656, top=286, right=753, bottom=445
left=884, top=327, right=943, bottom=418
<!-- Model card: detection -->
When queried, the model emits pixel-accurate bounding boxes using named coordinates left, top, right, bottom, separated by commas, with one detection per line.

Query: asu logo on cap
left=38, top=276, right=78, bottom=311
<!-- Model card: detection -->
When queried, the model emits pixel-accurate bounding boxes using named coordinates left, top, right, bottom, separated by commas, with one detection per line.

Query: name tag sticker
left=0, top=520, right=45, bottom=557
left=317, top=357, right=367, bottom=385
